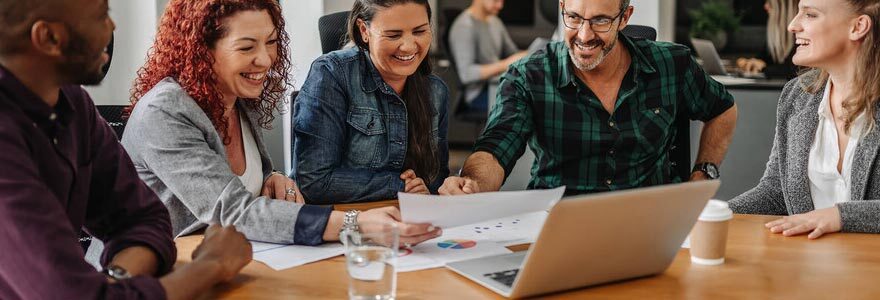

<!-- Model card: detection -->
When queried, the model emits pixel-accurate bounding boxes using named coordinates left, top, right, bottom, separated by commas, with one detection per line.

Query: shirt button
left=53, top=138, right=58, bottom=145
left=605, top=179, right=613, bottom=185
left=49, top=113, right=57, bottom=121
left=608, top=121, right=615, bottom=128
left=609, top=149, right=615, bottom=155
left=32, top=122, right=37, bottom=128
left=654, top=109, right=660, bottom=114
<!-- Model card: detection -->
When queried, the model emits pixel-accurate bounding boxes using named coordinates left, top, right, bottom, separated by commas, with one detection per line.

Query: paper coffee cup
left=689, top=200, right=733, bottom=265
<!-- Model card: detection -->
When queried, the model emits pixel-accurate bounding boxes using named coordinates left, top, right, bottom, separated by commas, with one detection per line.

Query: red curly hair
left=130, top=0, right=291, bottom=144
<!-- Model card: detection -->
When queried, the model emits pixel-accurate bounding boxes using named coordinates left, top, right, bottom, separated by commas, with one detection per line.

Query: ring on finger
left=285, top=187, right=296, bottom=196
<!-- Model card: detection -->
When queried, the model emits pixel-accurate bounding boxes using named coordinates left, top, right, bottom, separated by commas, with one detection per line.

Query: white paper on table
left=250, top=241, right=344, bottom=271
left=440, top=211, right=548, bottom=246
left=398, top=187, right=564, bottom=228
left=397, top=239, right=511, bottom=272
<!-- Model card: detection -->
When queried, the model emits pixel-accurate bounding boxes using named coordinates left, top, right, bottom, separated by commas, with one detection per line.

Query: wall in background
left=629, top=0, right=676, bottom=42
left=324, top=0, right=354, bottom=14
left=281, top=0, right=325, bottom=172
left=85, top=0, right=158, bottom=105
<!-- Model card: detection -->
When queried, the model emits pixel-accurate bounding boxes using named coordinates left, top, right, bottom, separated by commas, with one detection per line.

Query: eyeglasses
left=560, top=8, right=624, bottom=33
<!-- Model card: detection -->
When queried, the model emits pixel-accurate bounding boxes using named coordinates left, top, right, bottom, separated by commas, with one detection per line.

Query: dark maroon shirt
left=0, top=65, right=175, bottom=299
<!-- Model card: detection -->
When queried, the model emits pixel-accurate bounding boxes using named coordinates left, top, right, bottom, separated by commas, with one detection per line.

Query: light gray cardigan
left=729, top=71, right=880, bottom=233
left=122, top=78, right=330, bottom=244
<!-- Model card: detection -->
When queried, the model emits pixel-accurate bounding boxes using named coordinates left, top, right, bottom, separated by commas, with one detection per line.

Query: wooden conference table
left=175, top=201, right=880, bottom=299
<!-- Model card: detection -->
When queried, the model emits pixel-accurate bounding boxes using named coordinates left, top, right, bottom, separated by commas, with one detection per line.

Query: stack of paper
left=250, top=241, right=344, bottom=271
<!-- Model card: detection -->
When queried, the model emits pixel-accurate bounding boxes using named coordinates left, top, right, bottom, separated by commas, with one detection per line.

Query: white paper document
left=440, top=211, right=548, bottom=246
left=398, top=187, right=565, bottom=228
left=397, top=238, right=511, bottom=272
left=250, top=241, right=344, bottom=271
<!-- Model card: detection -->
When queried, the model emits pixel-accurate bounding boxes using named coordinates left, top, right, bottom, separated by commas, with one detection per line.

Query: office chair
left=96, top=105, right=129, bottom=140
left=621, top=25, right=691, bottom=181
left=620, top=24, right=658, bottom=41
left=319, top=11, right=351, bottom=54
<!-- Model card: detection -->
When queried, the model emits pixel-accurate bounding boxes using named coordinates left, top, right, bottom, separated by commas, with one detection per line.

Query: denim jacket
left=293, top=48, right=449, bottom=204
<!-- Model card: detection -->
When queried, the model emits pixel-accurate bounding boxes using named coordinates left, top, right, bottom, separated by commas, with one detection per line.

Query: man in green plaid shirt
left=439, top=0, right=738, bottom=196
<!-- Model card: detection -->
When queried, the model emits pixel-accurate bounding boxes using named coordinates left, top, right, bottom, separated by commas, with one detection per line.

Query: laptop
left=690, top=38, right=729, bottom=76
left=446, top=180, right=721, bottom=299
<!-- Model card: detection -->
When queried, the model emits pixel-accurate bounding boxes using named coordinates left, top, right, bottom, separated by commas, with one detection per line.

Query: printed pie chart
left=437, top=239, right=477, bottom=249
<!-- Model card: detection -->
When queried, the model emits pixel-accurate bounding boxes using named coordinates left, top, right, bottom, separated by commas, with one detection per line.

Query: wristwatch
left=692, top=162, right=720, bottom=179
left=103, top=264, right=132, bottom=281
left=340, top=210, right=361, bottom=233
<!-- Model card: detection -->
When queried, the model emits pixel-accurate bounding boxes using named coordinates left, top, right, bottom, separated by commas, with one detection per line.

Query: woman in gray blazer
left=123, top=0, right=441, bottom=246
left=729, top=0, right=880, bottom=239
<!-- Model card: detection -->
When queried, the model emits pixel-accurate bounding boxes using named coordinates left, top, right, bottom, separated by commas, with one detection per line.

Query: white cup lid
left=699, top=199, right=733, bottom=221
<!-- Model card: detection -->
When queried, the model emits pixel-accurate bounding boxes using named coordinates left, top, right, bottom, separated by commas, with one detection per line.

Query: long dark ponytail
left=347, top=0, right=440, bottom=183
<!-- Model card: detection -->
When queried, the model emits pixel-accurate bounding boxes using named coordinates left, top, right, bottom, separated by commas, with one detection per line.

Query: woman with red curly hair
left=123, top=0, right=441, bottom=246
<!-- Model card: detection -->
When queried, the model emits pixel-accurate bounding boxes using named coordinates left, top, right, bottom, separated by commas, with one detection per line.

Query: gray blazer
left=123, top=78, right=327, bottom=244
left=729, top=71, right=880, bottom=233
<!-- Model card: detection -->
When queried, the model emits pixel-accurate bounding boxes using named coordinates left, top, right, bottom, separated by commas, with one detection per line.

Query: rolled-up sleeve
left=473, top=64, right=535, bottom=177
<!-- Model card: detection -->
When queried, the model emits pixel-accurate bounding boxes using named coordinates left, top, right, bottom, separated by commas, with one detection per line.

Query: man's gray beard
left=568, top=38, right=616, bottom=72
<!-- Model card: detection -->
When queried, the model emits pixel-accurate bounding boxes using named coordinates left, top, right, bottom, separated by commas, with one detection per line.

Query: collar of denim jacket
left=359, top=49, right=401, bottom=97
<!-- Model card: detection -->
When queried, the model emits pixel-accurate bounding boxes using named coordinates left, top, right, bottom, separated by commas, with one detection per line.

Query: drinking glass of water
left=341, top=222, right=398, bottom=300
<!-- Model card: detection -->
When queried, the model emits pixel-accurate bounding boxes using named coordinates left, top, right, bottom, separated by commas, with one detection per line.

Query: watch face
left=106, top=265, right=131, bottom=279
left=706, top=164, right=719, bottom=179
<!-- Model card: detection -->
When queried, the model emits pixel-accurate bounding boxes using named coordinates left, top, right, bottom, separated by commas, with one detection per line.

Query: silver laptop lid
left=690, top=38, right=728, bottom=76
left=508, top=180, right=720, bottom=298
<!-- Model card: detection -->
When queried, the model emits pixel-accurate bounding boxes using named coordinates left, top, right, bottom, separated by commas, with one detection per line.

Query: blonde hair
left=807, top=0, right=880, bottom=133
left=767, top=0, right=798, bottom=64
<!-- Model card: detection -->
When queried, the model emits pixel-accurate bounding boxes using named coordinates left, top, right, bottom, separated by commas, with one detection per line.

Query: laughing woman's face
left=358, top=3, right=432, bottom=85
left=787, top=0, right=861, bottom=69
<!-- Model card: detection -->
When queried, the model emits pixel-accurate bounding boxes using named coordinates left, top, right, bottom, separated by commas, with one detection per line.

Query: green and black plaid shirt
left=474, top=34, right=734, bottom=195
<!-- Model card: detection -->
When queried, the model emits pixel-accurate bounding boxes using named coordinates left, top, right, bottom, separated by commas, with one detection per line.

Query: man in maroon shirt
left=0, top=0, right=253, bottom=299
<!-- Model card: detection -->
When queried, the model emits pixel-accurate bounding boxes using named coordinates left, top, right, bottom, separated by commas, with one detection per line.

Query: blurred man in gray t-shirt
left=449, top=0, right=527, bottom=111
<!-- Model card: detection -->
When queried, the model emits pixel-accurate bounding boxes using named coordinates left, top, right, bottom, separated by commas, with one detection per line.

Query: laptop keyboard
left=484, top=269, right=520, bottom=287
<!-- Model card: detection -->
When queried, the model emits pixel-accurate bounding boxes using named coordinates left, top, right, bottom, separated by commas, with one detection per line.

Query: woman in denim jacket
left=293, top=0, right=450, bottom=204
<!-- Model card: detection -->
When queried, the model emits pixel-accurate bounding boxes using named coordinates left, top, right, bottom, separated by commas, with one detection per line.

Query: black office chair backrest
left=620, top=25, right=657, bottom=41
left=621, top=25, right=690, bottom=181
left=96, top=105, right=129, bottom=140
left=319, top=11, right=351, bottom=54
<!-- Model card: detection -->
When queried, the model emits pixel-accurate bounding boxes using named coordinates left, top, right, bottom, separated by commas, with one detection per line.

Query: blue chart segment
left=437, top=239, right=477, bottom=249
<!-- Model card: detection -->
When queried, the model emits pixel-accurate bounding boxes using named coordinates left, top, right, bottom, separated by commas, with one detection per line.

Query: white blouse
left=237, top=113, right=263, bottom=196
left=808, top=81, right=867, bottom=210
